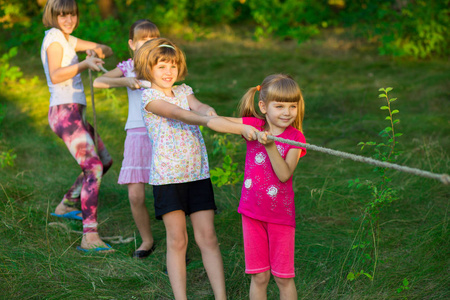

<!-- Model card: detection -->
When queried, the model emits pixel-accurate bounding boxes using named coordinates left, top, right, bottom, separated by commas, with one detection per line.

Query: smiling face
left=150, top=59, right=178, bottom=95
left=259, top=100, right=298, bottom=134
left=57, top=13, right=77, bottom=37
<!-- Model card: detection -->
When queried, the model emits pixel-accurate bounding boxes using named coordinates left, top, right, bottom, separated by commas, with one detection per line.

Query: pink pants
left=48, top=103, right=113, bottom=233
left=242, top=214, right=296, bottom=278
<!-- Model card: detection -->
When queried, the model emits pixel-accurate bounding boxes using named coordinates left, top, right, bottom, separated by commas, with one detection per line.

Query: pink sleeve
left=116, top=59, right=133, bottom=76
left=242, top=117, right=264, bottom=130
left=289, top=128, right=307, bottom=157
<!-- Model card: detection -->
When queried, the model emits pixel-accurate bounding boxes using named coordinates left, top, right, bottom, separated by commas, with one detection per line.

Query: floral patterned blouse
left=141, top=84, right=210, bottom=185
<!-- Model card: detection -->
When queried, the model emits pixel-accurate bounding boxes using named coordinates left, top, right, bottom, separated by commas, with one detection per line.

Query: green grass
left=1, top=31, right=449, bottom=299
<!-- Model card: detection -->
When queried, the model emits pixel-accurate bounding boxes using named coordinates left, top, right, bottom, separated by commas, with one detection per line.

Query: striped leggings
left=48, top=103, right=113, bottom=233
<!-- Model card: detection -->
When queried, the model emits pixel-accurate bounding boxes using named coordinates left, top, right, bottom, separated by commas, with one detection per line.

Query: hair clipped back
left=134, top=38, right=187, bottom=82
left=42, top=0, right=79, bottom=29
left=239, top=74, right=305, bottom=131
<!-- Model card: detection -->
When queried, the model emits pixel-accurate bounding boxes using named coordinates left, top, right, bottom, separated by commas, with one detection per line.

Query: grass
left=1, top=30, right=449, bottom=299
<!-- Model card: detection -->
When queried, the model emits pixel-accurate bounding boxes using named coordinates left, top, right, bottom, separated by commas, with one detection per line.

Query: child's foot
left=54, top=202, right=82, bottom=219
left=80, top=232, right=115, bottom=253
left=133, top=241, right=156, bottom=259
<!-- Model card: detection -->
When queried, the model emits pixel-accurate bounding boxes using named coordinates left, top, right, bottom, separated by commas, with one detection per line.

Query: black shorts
left=152, top=178, right=216, bottom=220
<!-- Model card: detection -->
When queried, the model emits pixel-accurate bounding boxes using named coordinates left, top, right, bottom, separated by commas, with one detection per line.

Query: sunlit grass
left=1, top=31, right=449, bottom=299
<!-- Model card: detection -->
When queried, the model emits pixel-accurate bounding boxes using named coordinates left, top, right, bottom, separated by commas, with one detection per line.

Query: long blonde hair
left=239, top=74, right=305, bottom=131
left=134, top=38, right=187, bottom=82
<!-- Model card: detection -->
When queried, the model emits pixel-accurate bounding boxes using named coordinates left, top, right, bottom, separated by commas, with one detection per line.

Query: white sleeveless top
left=41, top=28, right=86, bottom=107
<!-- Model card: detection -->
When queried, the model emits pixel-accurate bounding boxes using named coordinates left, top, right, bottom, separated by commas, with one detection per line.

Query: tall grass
left=1, top=32, right=449, bottom=299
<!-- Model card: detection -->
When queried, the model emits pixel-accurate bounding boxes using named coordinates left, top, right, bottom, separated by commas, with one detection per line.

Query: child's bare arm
left=47, top=42, right=104, bottom=84
left=76, top=38, right=113, bottom=58
left=207, top=117, right=258, bottom=141
left=187, top=94, right=217, bottom=116
left=257, top=131, right=302, bottom=182
left=93, top=67, right=141, bottom=89
left=145, top=100, right=210, bottom=126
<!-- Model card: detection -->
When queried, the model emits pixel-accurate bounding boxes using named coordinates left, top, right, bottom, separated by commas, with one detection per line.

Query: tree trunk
left=98, top=0, right=117, bottom=19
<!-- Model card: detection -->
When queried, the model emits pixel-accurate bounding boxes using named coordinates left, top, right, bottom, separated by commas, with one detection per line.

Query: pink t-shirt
left=238, top=117, right=306, bottom=227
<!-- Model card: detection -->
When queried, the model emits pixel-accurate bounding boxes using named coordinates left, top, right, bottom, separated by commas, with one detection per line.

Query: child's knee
left=81, top=157, right=104, bottom=180
left=274, top=276, right=294, bottom=288
left=252, top=271, right=271, bottom=286
left=167, top=231, right=188, bottom=252
left=194, top=229, right=218, bottom=250
left=128, top=190, right=145, bottom=206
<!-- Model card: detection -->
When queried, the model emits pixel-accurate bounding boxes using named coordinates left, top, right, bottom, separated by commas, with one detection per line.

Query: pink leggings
left=48, top=103, right=113, bottom=233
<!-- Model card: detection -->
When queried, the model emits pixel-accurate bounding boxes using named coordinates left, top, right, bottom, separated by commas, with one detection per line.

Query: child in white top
left=94, top=19, right=160, bottom=259
left=207, top=74, right=307, bottom=300
left=41, top=0, right=114, bottom=252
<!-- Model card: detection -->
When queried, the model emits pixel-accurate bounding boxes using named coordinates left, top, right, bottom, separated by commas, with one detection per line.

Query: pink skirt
left=118, top=127, right=152, bottom=184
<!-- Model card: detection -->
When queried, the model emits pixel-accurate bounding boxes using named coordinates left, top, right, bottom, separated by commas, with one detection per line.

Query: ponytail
left=238, top=87, right=262, bottom=119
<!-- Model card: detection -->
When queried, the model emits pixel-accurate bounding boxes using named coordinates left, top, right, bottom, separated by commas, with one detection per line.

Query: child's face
left=57, top=13, right=77, bottom=36
left=259, top=101, right=298, bottom=131
left=129, top=36, right=155, bottom=52
left=151, top=59, right=178, bottom=92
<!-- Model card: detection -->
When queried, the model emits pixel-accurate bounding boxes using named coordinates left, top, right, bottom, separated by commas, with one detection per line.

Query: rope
left=88, top=63, right=109, bottom=149
left=88, top=69, right=98, bottom=148
left=267, top=135, right=450, bottom=185
left=48, top=222, right=135, bottom=244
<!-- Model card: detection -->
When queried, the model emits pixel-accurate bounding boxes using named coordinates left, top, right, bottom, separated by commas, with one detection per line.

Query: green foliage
left=346, top=87, right=402, bottom=283
left=1, top=0, right=448, bottom=58
left=0, top=104, right=16, bottom=168
left=0, top=47, right=23, bottom=85
left=340, top=0, right=450, bottom=58
left=0, top=149, right=16, bottom=168
left=247, top=0, right=326, bottom=41
left=209, top=133, right=244, bottom=187
left=397, top=278, right=410, bottom=294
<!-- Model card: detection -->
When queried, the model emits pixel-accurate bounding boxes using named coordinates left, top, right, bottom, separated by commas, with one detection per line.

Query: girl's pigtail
left=238, top=87, right=260, bottom=118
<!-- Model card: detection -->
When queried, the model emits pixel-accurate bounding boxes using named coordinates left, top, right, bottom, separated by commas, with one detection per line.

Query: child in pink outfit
left=207, top=74, right=307, bottom=300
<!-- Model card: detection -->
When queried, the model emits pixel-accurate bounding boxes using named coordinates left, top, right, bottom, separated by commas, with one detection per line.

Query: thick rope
left=267, top=135, right=449, bottom=185
left=48, top=222, right=135, bottom=244
left=88, top=69, right=98, bottom=148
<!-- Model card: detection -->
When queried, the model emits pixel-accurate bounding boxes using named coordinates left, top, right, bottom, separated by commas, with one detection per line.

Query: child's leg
left=242, top=215, right=271, bottom=299
left=51, top=106, right=112, bottom=217
left=162, top=210, right=188, bottom=300
left=250, top=271, right=271, bottom=300
left=268, top=222, right=296, bottom=299
left=48, top=104, right=112, bottom=249
left=273, top=277, right=297, bottom=300
left=128, top=183, right=153, bottom=251
left=190, top=210, right=226, bottom=300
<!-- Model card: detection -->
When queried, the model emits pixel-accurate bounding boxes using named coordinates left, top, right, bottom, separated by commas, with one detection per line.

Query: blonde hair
left=42, top=0, right=79, bottom=29
left=239, top=74, right=305, bottom=131
left=134, top=38, right=187, bottom=82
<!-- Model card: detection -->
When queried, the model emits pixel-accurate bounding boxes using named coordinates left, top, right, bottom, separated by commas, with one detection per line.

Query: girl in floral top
left=134, top=37, right=233, bottom=300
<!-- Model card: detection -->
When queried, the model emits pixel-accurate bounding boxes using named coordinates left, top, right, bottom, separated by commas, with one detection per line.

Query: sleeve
left=243, top=117, right=265, bottom=130
left=289, top=129, right=307, bottom=157
left=43, top=28, right=65, bottom=51
left=68, top=35, right=77, bottom=49
left=142, top=89, right=159, bottom=113
left=179, top=83, right=194, bottom=96
left=117, top=59, right=133, bottom=76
